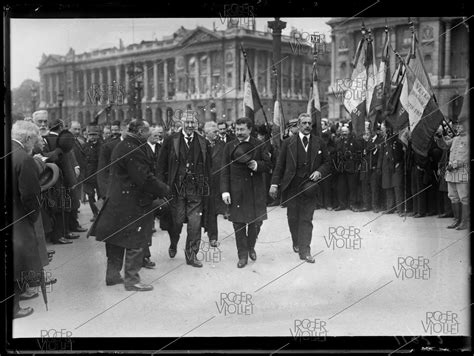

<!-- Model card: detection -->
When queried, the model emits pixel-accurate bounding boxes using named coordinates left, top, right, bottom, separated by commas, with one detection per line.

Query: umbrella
left=39, top=269, right=48, bottom=311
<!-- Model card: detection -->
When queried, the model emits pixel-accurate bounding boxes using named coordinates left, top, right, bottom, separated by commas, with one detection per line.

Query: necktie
left=302, top=136, right=308, bottom=149
left=185, top=136, right=191, bottom=148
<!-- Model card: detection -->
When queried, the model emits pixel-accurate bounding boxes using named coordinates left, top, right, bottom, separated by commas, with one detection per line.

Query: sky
left=10, top=17, right=331, bottom=89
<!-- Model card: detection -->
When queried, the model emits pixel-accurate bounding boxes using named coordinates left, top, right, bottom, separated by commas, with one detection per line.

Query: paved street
left=13, top=202, right=470, bottom=338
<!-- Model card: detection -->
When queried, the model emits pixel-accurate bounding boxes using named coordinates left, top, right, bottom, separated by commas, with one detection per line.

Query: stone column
left=56, top=73, right=60, bottom=103
left=444, top=21, right=452, bottom=79
left=83, top=70, right=88, bottom=104
left=207, top=52, right=212, bottom=96
left=290, top=56, right=295, bottom=97
left=153, top=61, right=159, bottom=101
left=253, top=49, right=258, bottom=89
left=195, top=55, right=200, bottom=95
left=142, top=62, right=149, bottom=102
left=331, top=34, right=336, bottom=85
left=302, top=61, right=306, bottom=98
left=266, top=52, right=271, bottom=97
left=49, top=74, right=54, bottom=105
left=163, top=59, right=168, bottom=100
left=124, top=66, right=129, bottom=104
left=99, top=67, right=104, bottom=86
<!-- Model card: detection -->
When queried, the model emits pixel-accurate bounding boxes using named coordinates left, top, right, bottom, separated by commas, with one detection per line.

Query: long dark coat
left=271, top=134, right=331, bottom=202
left=156, top=131, right=211, bottom=228
left=97, top=137, right=121, bottom=197
left=378, top=137, right=395, bottom=189
left=12, top=140, right=42, bottom=281
left=208, top=139, right=227, bottom=216
left=220, top=137, right=272, bottom=223
left=91, top=134, right=170, bottom=249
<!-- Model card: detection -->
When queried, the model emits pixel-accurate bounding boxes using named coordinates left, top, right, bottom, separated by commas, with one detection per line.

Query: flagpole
left=240, top=44, right=270, bottom=128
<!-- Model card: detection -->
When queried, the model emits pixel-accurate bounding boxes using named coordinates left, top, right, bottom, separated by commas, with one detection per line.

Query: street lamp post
left=31, top=86, right=38, bottom=113
left=57, top=90, right=64, bottom=120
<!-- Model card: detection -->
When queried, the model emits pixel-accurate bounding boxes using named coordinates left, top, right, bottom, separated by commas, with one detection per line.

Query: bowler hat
left=298, top=178, right=320, bottom=199
left=49, top=118, right=64, bottom=130
left=57, top=130, right=75, bottom=153
left=34, top=157, right=60, bottom=192
left=231, top=141, right=254, bottom=164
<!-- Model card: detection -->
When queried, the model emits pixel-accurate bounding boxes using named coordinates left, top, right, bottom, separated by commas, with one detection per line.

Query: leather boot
left=456, top=204, right=469, bottom=230
left=447, top=203, right=461, bottom=229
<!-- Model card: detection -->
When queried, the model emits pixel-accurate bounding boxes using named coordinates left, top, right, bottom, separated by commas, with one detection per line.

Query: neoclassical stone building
left=37, top=21, right=331, bottom=127
left=327, top=17, right=469, bottom=121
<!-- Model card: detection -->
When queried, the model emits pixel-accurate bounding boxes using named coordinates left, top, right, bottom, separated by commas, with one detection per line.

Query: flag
left=365, top=38, right=377, bottom=125
left=400, top=47, right=445, bottom=156
left=243, top=64, right=263, bottom=123
left=308, top=61, right=322, bottom=137
left=273, top=100, right=283, bottom=139
left=343, top=38, right=367, bottom=137
left=370, top=29, right=391, bottom=126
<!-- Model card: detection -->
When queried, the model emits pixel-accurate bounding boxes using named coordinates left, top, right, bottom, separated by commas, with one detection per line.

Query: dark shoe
left=53, top=237, right=73, bottom=244
left=373, top=208, right=380, bottom=213
left=125, top=283, right=153, bottom=292
left=106, top=277, right=124, bottom=286
left=300, top=255, right=315, bottom=263
left=414, top=213, right=426, bottom=218
left=438, top=213, right=453, bottom=218
left=334, top=206, right=345, bottom=211
left=406, top=212, right=417, bottom=217
left=326, top=207, right=333, bottom=211
left=168, top=247, right=177, bottom=258
left=249, top=249, right=257, bottom=261
left=292, top=245, right=299, bottom=253
left=456, top=222, right=468, bottom=230
left=186, top=258, right=203, bottom=268
left=237, top=259, right=248, bottom=268
left=350, top=206, right=360, bottom=212
left=70, top=226, right=87, bottom=232
left=142, top=258, right=156, bottom=269
left=210, top=239, right=218, bottom=248
left=13, top=306, right=34, bottom=319
left=66, top=232, right=80, bottom=239
left=359, top=207, right=370, bottom=212
left=19, top=289, right=39, bottom=301
left=384, top=209, right=395, bottom=214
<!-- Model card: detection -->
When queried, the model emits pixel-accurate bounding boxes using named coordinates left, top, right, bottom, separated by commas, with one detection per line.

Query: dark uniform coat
left=271, top=134, right=331, bottom=202
left=208, top=139, right=227, bottom=216
left=220, top=137, right=272, bottom=223
left=12, top=140, right=42, bottom=280
left=91, top=134, right=170, bottom=249
left=97, top=136, right=121, bottom=197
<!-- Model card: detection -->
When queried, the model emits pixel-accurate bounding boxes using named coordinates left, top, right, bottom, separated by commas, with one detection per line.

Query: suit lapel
left=197, top=135, right=207, bottom=166
left=288, top=135, right=297, bottom=165
left=310, top=134, right=319, bottom=166
left=173, top=134, right=180, bottom=159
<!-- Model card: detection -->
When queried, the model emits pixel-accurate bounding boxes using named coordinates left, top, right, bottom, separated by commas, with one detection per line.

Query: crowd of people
left=11, top=108, right=469, bottom=318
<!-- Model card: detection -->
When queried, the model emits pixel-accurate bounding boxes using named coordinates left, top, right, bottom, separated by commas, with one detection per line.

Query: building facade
left=327, top=17, right=469, bottom=122
left=37, top=21, right=331, bottom=128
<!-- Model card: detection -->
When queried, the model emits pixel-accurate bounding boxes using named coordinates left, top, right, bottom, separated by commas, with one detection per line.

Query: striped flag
left=243, top=64, right=263, bottom=123
left=273, top=99, right=284, bottom=139
left=343, top=38, right=367, bottom=137
left=370, top=29, right=391, bottom=126
left=307, top=61, right=322, bottom=137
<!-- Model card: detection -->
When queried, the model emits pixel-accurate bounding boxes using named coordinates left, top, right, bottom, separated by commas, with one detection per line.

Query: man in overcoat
left=12, top=120, right=43, bottom=318
left=221, top=117, right=272, bottom=268
left=270, top=113, right=330, bottom=263
left=156, top=110, right=211, bottom=268
left=91, top=119, right=170, bottom=291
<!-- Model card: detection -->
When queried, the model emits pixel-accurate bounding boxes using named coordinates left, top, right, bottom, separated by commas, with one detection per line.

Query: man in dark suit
left=140, top=125, right=164, bottom=269
left=97, top=121, right=125, bottom=198
left=217, top=120, right=236, bottom=144
left=204, top=121, right=226, bottom=247
left=43, top=118, right=79, bottom=244
left=157, top=110, right=211, bottom=268
left=83, top=126, right=102, bottom=221
left=11, top=120, right=43, bottom=318
left=91, top=119, right=170, bottom=291
left=270, top=113, right=330, bottom=263
left=221, top=117, right=272, bottom=268
left=69, top=121, right=87, bottom=232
